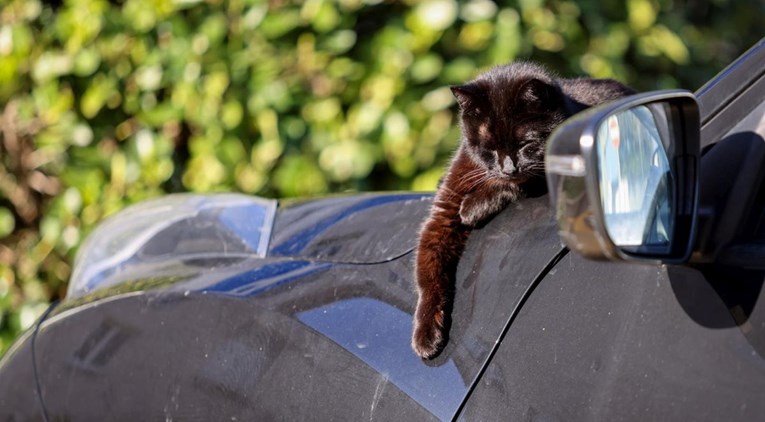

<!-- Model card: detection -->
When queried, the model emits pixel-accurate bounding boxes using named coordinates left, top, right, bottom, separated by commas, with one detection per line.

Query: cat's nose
left=501, top=156, right=516, bottom=175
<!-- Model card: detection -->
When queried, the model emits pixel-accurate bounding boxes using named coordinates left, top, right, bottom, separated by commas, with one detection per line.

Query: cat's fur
left=412, top=62, right=634, bottom=359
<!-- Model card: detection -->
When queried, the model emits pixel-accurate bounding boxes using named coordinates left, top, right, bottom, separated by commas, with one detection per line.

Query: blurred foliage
left=0, top=0, right=762, bottom=355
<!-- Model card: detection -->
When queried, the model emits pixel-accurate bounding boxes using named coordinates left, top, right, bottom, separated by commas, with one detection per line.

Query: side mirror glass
left=597, top=105, right=674, bottom=252
left=546, top=90, right=700, bottom=262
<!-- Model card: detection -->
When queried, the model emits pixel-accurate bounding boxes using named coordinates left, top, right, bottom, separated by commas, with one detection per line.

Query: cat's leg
left=459, top=184, right=521, bottom=227
left=412, top=196, right=470, bottom=359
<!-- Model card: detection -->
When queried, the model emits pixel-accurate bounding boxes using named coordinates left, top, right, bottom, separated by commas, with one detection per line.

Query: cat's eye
left=521, top=133, right=540, bottom=145
left=545, top=90, right=699, bottom=263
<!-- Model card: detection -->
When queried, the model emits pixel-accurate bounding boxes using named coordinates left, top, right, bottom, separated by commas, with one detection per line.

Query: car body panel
left=0, top=194, right=563, bottom=421
left=0, top=331, right=45, bottom=420
left=458, top=254, right=765, bottom=421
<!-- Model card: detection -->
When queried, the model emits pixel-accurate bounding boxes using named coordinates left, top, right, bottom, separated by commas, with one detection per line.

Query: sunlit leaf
left=627, top=0, right=657, bottom=32
left=414, top=0, right=458, bottom=32
left=274, top=155, right=328, bottom=196
left=0, top=208, right=15, bottom=238
left=32, top=52, right=73, bottom=82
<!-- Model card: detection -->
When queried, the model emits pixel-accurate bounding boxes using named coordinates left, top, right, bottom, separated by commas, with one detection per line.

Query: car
left=1, top=37, right=764, bottom=421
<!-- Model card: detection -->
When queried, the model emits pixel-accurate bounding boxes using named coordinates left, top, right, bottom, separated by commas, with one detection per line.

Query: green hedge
left=0, top=0, right=761, bottom=355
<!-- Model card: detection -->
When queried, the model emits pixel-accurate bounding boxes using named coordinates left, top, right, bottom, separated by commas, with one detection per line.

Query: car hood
left=0, top=193, right=564, bottom=421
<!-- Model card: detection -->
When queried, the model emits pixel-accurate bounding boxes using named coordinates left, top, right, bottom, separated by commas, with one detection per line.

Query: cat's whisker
left=464, top=171, right=488, bottom=182
left=465, top=175, right=491, bottom=192
left=461, top=169, right=488, bottom=181
left=463, top=170, right=486, bottom=182
left=458, top=171, right=489, bottom=192
left=463, top=167, right=486, bottom=176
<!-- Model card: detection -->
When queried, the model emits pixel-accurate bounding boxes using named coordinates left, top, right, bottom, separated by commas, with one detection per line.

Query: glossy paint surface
left=269, top=193, right=432, bottom=263
left=0, top=193, right=562, bottom=421
left=458, top=254, right=765, bottom=420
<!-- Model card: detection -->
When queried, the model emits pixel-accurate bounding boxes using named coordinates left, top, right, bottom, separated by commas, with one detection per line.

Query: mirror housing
left=546, top=90, right=700, bottom=263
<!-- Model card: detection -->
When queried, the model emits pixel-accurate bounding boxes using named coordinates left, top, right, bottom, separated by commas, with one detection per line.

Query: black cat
left=412, top=62, right=634, bottom=359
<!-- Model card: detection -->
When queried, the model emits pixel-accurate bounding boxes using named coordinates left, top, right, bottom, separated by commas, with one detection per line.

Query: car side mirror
left=545, top=90, right=700, bottom=263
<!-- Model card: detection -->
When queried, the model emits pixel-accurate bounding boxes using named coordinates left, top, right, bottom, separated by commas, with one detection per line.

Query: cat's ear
left=519, top=78, right=559, bottom=110
left=450, top=84, right=481, bottom=110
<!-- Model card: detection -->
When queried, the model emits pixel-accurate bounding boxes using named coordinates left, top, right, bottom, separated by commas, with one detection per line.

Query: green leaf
left=0, top=208, right=15, bottom=238
left=627, top=0, right=657, bottom=32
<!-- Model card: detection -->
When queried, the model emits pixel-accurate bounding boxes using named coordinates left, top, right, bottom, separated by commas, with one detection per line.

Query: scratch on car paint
left=369, top=373, right=388, bottom=420
left=163, top=383, right=181, bottom=421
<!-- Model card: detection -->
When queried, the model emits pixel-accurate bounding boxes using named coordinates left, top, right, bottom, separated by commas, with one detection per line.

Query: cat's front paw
left=459, top=194, right=490, bottom=227
left=412, top=302, right=449, bottom=360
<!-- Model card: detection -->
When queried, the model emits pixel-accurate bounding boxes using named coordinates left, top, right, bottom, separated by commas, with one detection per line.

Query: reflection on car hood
left=68, top=192, right=432, bottom=299
left=269, top=193, right=432, bottom=263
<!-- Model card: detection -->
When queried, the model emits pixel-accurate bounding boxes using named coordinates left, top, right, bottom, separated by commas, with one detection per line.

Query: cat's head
left=452, top=63, right=567, bottom=183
